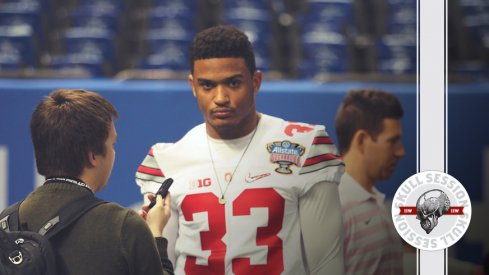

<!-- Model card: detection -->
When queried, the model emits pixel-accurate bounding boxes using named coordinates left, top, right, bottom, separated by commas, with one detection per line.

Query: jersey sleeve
left=299, top=180, right=344, bottom=274
left=135, top=143, right=179, bottom=265
left=296, top=126, right=345, bottom=273
left=135, top=144, right=167, bottom=195
left=298, top=126, right=345, bottom=195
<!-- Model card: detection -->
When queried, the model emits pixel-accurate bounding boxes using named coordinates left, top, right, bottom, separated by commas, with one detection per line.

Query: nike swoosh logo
left=365, top=218, right=372, bottom=225
left=245, top=172, right=271, bottom=183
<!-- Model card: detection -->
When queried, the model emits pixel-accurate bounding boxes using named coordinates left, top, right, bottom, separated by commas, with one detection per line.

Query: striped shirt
left=339, top=173, right=403, bottom=275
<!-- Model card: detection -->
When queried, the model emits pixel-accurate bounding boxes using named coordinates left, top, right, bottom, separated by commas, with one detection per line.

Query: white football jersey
left=136, top=114, right=344, bottom=275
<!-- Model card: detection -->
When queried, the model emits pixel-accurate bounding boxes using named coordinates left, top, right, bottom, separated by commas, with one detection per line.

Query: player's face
left=364, top=118, right=405, bottom=182
left=189, top=57, right=262, bottom=139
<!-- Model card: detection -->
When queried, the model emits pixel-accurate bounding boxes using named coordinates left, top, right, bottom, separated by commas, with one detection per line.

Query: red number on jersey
left=284, top=123, right=314, bottom=137
left=182, top=193, right=226, bottom=274
left=181, top=189, right=285, bottom=275
left=232, top=188, right=284, bottom=275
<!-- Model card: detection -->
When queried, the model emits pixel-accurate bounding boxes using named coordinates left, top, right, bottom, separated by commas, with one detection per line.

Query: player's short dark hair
left=30, top=89, right=118, bottom=177
left=189, top=25, right=256, bottom=74
left=335, top=89, right=404, bottom=155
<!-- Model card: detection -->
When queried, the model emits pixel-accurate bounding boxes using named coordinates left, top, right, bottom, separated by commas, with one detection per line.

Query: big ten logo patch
left=392, top=171, right=472, bottom=251
left=188, top=178, right=212, bottom=190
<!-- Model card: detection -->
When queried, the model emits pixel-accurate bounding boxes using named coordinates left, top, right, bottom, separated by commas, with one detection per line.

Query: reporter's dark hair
left=189, top=25, right=256, bottom=74
left=335, top=89, right=404, bottom=155
left=30, top=89, right=118, bottom=177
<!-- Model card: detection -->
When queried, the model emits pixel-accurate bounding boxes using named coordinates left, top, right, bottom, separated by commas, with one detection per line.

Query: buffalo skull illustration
left=416, top=189, right=450, bottom=234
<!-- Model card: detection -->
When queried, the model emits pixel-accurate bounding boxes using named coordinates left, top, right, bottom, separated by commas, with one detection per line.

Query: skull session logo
left=416, top=190, right=452, bottom=234
left=392, top=171, right=471, bottom=251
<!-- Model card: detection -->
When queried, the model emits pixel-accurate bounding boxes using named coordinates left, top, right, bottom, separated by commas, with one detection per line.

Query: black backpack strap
left=0, top=201, right=23, bottom=232
left=0, top=201, right=23, bottom=262
left=0, top=201, right=27, bottom=263
left=0, top=195, right=106, bottom=273
left=0, top=195, right=106, bottom=238
left=0, top=215, right=21, bottom=259
left=40, top=195, right=107, bottom=238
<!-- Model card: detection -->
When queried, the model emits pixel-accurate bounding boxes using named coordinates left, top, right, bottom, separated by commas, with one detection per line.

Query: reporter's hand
left=139, top=192, right=171, bottom=237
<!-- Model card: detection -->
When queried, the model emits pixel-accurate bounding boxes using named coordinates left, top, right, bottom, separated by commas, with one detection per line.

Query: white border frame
left=417, top=0, right=448, bottom=274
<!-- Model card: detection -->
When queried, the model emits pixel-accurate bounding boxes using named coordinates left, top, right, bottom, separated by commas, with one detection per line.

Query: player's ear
left=188, top=74, right=196, bottom=97
left=252, top=70, right=262, bottom=95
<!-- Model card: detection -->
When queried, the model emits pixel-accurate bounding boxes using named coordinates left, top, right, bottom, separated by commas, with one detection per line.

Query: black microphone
left=148, top=178, right=173, bottom=209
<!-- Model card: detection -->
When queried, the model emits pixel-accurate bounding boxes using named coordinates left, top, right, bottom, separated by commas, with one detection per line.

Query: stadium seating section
left=0, top=0, right=487, bottom=79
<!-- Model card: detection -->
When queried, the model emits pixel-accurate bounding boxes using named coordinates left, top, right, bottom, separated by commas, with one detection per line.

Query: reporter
left=16, top=89, right=174, bottom=275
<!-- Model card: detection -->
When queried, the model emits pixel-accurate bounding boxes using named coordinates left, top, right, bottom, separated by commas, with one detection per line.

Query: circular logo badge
left=391, top=170, right=472, bottom=251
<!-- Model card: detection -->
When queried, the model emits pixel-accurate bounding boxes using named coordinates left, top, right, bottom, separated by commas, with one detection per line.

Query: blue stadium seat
left=377, top=34, right=416, bottom=58
left=145, top=22, right=194, bottom=44
left=0, top=39, right=23, bottom=69
left=2, top=0, right=48, bottom=8
left=458, top=0, right=489, bottom=15
left=386, top=0, right=416, bottom=35
left=49, top=52, right=106, bottom=77
left=76, top=0, right=125, bottom=12
left=71, top=15, right=119, bottom=32
left=302, top=0, right=353, bottom=29
left=388, top=21, right=416, bottom=36
left=57, top=26, right=115, bottom=76
left=377, top=34, right=416, bottom=74
left=298, top=0, right=354, bottom=77
left=152, top=0, right=196, bottom=9
left=63, top=27, right=115, bottom=59
left=378, top=57, right=415, bottom=75
left=300, top=30, right=349, bottom=77
left=0, top=2, right=43, bottom=35
left=148, top=5, right=194, bottom=21
left=459, top=0, right=489, bottom=43
left=388, top=1, right=416, bottom=23
left=223, top=0, right=269, bottom=10
left=223, top=4, right=272, bottom=71
left=140, top=27, right=192, bottom=70
left=69, top=0, right=122, bottom=34
left=145, top=0, right=196, bottom=41
left=226, top=6, right=269, bottom=22
left=0, top=0, right=46, bottom=62
left=138, top=46, right=189, bottom=70
left=225, top=16, right=272, bottom=70
left=0, top=24, right=36, bottom=67
left=147, top=14, right=195, bottom=35
left=452, top=61, right=489, bottom=77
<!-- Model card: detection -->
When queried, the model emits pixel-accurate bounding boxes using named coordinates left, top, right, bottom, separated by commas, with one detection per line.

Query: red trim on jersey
left=137, top=165, right=164, bottom=177
left=312, top=136, right=334, bottom=145
left=148, top=148, right=154, bottom=157
left=303, top=153, right=339, bottom=167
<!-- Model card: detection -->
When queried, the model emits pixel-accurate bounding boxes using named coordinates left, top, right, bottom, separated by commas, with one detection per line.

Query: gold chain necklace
left=206, top=124, right=258, bottom=205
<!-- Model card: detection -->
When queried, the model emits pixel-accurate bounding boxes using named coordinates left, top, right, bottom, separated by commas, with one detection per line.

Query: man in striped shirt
left=335, top=89, right=405, bottom=275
